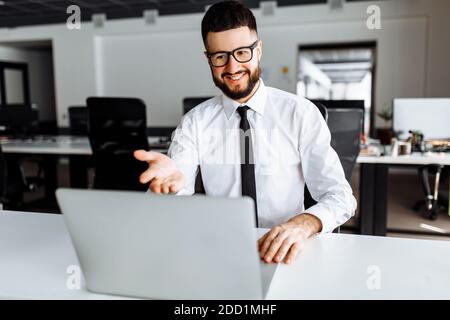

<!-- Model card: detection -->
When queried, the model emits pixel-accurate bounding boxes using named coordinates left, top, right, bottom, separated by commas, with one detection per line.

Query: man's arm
left=296, top=100, right=357, bottom=233
left=258, top=99, right=356, bottom=264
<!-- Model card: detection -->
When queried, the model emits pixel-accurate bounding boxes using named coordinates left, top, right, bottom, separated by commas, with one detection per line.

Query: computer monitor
left=183, top=97, right=213, bottom=114
left=68, top=106, right=88, bottom=136
left=311, top=100, right=365, bottom=111
left=393, top=98, right=450, bottom=140
left=311, top=99, right=366, bottom=134
left=0, top=106, right=38, bottom=136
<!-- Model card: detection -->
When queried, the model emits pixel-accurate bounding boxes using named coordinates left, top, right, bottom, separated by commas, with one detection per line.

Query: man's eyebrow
left=207, top=41, right=258, bottom=54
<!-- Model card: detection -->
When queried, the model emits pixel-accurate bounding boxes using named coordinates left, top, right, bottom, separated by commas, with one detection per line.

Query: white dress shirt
left=168, top=79, right=356, bottom=233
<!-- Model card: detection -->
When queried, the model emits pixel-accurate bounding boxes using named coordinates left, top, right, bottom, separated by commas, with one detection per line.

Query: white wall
left=0, top=0, right=448, bottom=128
left=0, top=45, right=56, bottom=121
left=98, top=31, right=217, bottom=126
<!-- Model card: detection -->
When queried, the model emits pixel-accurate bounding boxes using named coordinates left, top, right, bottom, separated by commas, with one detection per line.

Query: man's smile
left=224, top=71, right=247, bottom=84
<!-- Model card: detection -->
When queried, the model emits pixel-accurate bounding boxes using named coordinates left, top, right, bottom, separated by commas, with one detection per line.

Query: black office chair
left=0, top=145, right=27, bottom=210
left=68, top=106, right=88, bottom=136
left=183, top=97, right=213, bottom=115
left=68, top=106, right=91, bottom=188
left=0, top=107, right=44, bottom=206
left=86, top=97, right=150, bottom=191
left=311, top=99, right=365, bottom=134
left=327, top=109, right=364, bottom=182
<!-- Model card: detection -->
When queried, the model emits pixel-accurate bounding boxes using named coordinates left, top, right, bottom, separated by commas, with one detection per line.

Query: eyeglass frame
left=205, top=40, right=260, bottom=67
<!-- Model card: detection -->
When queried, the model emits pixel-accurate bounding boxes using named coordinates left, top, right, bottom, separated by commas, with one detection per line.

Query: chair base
left=413, top=197, right=449, bottom=220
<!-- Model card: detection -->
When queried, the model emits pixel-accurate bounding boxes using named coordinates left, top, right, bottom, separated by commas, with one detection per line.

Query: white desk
left=1, top=135, right=169, bottom=190
left=357, top=152, right=450, bottom=166
left=1, top=210, right=450, bottom=300
left=1, top=135, right=169, bottom=155
left=355, top=152, right=450, bottom=236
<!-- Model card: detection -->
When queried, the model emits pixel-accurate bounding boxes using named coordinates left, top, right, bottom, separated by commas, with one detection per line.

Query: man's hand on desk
left=258, top=213, right=322, bottom=265
left=134, top=150, right=186, bottom=194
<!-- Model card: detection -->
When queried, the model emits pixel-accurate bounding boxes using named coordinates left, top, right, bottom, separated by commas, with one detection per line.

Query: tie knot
left=237, top=105, right=250, bottom=118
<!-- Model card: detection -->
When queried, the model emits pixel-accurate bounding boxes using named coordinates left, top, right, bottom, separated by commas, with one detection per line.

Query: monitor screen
left=0, top=106, right=38, bottom=135
left=310, top=100, right=365, bottom=111
left=183, top=97, right=213, bottom=114
left=393, top=98, right=450, bottom=140
left=310, top=99, right=367, bottom=134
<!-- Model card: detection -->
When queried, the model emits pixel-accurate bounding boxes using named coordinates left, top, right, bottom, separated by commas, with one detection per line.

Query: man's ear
left=257, top=41, right=263, bottom=62
left=204, top=51, right=211, bottom=66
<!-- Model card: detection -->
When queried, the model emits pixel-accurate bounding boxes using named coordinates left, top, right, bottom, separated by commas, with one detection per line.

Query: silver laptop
left=56, top=189, right=278, bottom=300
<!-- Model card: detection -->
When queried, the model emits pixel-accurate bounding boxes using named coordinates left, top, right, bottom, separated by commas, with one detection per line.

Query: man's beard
left=212, top=66, right=261, bottom=101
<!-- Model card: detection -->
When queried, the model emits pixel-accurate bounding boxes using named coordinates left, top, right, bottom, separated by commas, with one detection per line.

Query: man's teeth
left=229, top=73, right=245, bottom=80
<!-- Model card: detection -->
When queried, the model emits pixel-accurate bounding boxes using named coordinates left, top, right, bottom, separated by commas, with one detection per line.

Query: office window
left=4, top=68, right=25, bottom=105
left=0, top=61, right=30, bottom=107
left=297, top=42, right=376, bottom=137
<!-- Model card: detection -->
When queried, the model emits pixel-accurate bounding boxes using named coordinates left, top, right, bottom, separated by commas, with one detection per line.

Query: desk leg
left=42, top=155, right=57, bottom=202
left=359, top=163, right=375, bottom=235
left=373, top=164, right=389, bottom=236
left=69, top=155, right=89, bottom=188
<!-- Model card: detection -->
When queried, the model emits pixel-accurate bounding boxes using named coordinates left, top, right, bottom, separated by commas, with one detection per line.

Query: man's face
left=205, top=26, right=262, bottom=101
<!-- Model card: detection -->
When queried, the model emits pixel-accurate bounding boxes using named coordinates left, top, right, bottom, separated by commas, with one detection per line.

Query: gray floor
left=22, top=158, right=450, bottom=241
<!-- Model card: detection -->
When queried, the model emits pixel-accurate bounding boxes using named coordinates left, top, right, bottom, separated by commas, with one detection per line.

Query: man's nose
left=224, top=54, right=241, bottom=73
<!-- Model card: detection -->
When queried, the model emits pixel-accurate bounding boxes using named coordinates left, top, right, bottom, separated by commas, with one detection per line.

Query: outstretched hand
left=134, top=150, right=186, bottom=194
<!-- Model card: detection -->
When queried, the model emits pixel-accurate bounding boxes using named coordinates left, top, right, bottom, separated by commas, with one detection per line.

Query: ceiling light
left=260, top=1, right=277, bottom=16
left=329, top=0, right=344, bottom=10
left=143, top=9, right=158, bottom=25
left=92, top=13, right=106, bottom=28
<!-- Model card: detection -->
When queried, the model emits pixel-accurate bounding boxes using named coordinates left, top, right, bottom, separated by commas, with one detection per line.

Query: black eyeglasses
left=206, top=40, right=259, bottom=67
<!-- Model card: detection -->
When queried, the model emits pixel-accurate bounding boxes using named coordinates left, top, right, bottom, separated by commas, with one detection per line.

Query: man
left=134, top=0, right=356, bottom=264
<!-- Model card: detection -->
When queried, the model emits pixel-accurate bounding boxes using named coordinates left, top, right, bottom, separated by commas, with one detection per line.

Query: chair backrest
left=0, top=144, right=27, bottom=208
left=183, top=97, right=213, bottom=115
left=68, top=106, right=88, bottom=136
left=311, top=99, right=365, bottom=134
left=313, top=101, right=328, bottom=122
left=327, top=108, right=363, bottom=181
left=86, top=97, right=150, bottom=191
left=0, top=144, right=6, bottom=202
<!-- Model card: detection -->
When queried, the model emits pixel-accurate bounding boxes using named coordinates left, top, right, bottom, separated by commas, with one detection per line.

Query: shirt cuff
left=174, top=163, right=197, bottom=196
left=303, top=203, right=337, bottom=234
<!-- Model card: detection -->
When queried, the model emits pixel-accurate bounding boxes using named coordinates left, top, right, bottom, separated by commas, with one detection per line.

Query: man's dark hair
left=201, top=1, right=258, bottom=47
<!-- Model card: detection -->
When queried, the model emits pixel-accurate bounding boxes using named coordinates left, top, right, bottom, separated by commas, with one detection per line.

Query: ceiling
left=0, top=0, right=377, bottom=28
left=0, top=0, right=328, bottom=28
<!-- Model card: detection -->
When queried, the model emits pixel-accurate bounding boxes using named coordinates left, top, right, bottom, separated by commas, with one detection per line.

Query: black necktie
left=237, top=106, right=258, bottom=227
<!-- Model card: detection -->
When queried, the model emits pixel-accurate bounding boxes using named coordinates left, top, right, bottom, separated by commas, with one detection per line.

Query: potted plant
left=376, top=103, right=394, bottom=145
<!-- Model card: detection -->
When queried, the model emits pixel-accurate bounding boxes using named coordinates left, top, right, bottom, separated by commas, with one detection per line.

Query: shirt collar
left=222, top=79, right=268, bottom=120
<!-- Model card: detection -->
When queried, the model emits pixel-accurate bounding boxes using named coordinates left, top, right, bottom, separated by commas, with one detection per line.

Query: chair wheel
left=428, top=207, right=439, bottom=220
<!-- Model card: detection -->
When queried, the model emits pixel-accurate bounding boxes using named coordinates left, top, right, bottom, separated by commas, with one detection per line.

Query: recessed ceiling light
left=0, top=1, right=6, bottom=6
